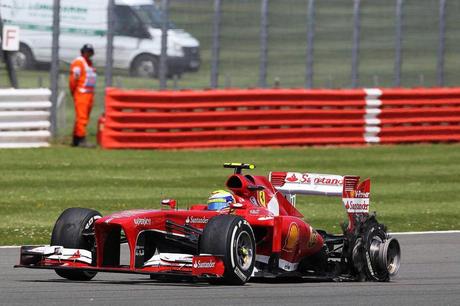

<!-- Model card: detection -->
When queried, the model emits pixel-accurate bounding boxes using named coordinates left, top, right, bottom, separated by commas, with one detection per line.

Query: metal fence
left=156, top=0, right=460, bottom=90
left=1, top=0, right=460, bottom=137
left=2, top=0, right=460, bottom=90
left=123, top=0, right=460, bottom=89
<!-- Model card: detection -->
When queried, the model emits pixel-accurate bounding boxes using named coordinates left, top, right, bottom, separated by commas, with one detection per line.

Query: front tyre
left=11, top=43, right=36, bottom=70
left=200, top=215, right=255, bottom=285
left=50, top=207, right=102, bottom=281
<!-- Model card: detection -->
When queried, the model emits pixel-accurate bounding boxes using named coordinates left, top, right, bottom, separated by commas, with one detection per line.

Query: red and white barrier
left=99, top=87, right=460, bottom=149
left=375, top=88, right=460, bottom=143
left=0, top=89, right=52, bottom=148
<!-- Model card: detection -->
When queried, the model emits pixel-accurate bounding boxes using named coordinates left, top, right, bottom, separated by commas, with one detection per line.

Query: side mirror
left=161, top=199, right=177, bottom=210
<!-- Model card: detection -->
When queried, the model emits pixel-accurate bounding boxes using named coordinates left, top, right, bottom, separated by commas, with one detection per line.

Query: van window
left=114, top=6, right=150, bottom=37
left=131, top=5, right=176, bottom=29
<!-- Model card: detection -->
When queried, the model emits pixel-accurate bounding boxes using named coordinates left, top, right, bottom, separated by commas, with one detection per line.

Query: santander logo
left=185, top=216, right=208, bottom=224
left=286, top=174, right=299, bottom=182
left=193, top=260, right=216, bottom=269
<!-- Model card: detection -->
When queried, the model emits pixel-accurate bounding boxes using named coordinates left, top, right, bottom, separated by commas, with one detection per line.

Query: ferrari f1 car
left=15, top=163, right=401, bottom=284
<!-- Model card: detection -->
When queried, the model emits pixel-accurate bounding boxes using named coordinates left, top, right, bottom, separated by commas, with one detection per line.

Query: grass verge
left=0, top=143, right=459, bottom=245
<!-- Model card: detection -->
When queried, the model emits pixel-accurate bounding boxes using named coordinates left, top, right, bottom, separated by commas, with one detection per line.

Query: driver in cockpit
left=207, top=190, right=235, bottom=211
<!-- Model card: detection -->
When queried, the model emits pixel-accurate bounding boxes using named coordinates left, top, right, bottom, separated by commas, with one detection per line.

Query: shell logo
left=307, top=228, right=319, bottom=249
left=282, top=223, right=300, bottom=252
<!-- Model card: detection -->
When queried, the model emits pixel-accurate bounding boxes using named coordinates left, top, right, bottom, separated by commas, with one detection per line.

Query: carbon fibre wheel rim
left=235, top=231, right=254, bottom=271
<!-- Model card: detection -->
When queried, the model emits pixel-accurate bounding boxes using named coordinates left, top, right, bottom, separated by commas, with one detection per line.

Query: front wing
left=15, top=245, right=225, bottom=279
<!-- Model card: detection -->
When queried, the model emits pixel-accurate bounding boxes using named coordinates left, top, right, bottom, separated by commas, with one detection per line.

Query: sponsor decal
left=133, top=218, right=151, bottom=226
left=249, top=196, right=258, bottom=206
left=258, top=191, right=266, bottom=207
left=285, top=173, right=344, bottom=186
left=135, top=246, right=144, bottom=257
left=257, top=216, right=274, bottom=221
left=310, top=176, right=343, bottom=186
left=193, top=260, right=216, bottom=269
left=234, top=267, right=247, bottom=281
left=70, top=250, right=80, bottom=259
left=343, top=198, right=370, bottom=213
left=185, top=216, right=208, bottom=224
left=355, top=190, right=370, bottom=198
left=282, top=223, right=300, bottom=252
left=286, top=173, right=299, bottom=182
left=84, top=215, right=101, bottom=230
left=249, top=209, right=261, bottom=215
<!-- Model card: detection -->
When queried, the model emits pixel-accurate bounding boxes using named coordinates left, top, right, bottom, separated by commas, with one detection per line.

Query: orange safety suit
left=69, top=56, right=97, bottom=138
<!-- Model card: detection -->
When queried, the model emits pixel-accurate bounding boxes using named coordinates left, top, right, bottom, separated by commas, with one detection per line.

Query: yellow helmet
left=207, top=190, right=235, bottom=211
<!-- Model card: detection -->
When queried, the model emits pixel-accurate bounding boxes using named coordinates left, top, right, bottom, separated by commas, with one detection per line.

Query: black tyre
left=200, top=215, right=255, bottom=285
left=50, top=207, right=102, bottom=281
left=11, top=43, right=36, bottom=70
left=130, top=54, right=159, bottom=78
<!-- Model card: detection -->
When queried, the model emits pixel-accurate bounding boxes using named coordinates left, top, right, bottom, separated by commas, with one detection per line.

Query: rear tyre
left=51, top=207, right=102, bottom=281
left=349, top=216, right=401, bottom=282
left=200, top=215, right=255, bottom=285
left=130, top=54, right=159, bottom=78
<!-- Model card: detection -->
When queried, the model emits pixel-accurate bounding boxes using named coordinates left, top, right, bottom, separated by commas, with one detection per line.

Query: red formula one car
left=16, top=163, right=401, bottom=284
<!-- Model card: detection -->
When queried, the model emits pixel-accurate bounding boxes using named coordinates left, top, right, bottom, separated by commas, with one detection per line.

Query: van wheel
left=130, top=54, right=159, bottom=78
left=50, top=207, right=102, bottom=281
left=11, top=43, right=36, bottom=70
left=200, top=215, right=256, bottom=285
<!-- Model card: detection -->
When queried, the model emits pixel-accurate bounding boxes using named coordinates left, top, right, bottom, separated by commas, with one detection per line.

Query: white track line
left=390, top=230, right=460, bottom=235
left=1, top=230, right=459, bottom=249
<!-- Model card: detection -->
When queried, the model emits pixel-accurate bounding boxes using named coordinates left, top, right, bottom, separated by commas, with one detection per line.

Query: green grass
left=0, top=144, right=459, bottom=245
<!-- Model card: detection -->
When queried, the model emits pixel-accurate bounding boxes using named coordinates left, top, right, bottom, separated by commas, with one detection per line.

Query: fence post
left=437, top=0, right=446, bottom=86
left=210, top=0, right=222, bottom=89
left=159, top=0, right=169, bottom=89
left=305, top=0, right=315, bottom=88
left=351, top=0, right=361, bottom=88
left=394, top=0, right=403, bottom=87
left=50, top=0, right=60, bottom=137
left=259, top=0, right=269, bottom=88
left=105, top=0, right=115, bottom=92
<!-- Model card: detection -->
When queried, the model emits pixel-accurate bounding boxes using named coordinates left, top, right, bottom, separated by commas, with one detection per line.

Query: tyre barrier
left=0, top=88, right=52, bottom=148
left=99, top=87, right=460, bottom=149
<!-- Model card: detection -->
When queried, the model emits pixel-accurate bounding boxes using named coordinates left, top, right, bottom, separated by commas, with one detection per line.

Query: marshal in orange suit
left=69, top=44, right=97, bottom=147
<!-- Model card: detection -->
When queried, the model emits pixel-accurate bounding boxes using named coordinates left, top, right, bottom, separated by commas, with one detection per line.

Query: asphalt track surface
left=1, top=232, right=459, bottom=306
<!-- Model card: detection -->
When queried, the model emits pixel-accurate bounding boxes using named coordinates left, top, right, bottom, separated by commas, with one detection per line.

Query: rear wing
left=269, top=172, right=371, bottom=227
left=270, top=172, right=344, bottom=197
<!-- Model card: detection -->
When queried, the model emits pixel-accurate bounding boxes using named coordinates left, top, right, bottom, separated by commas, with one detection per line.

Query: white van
left=1, top=0, right=200, bottom=77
